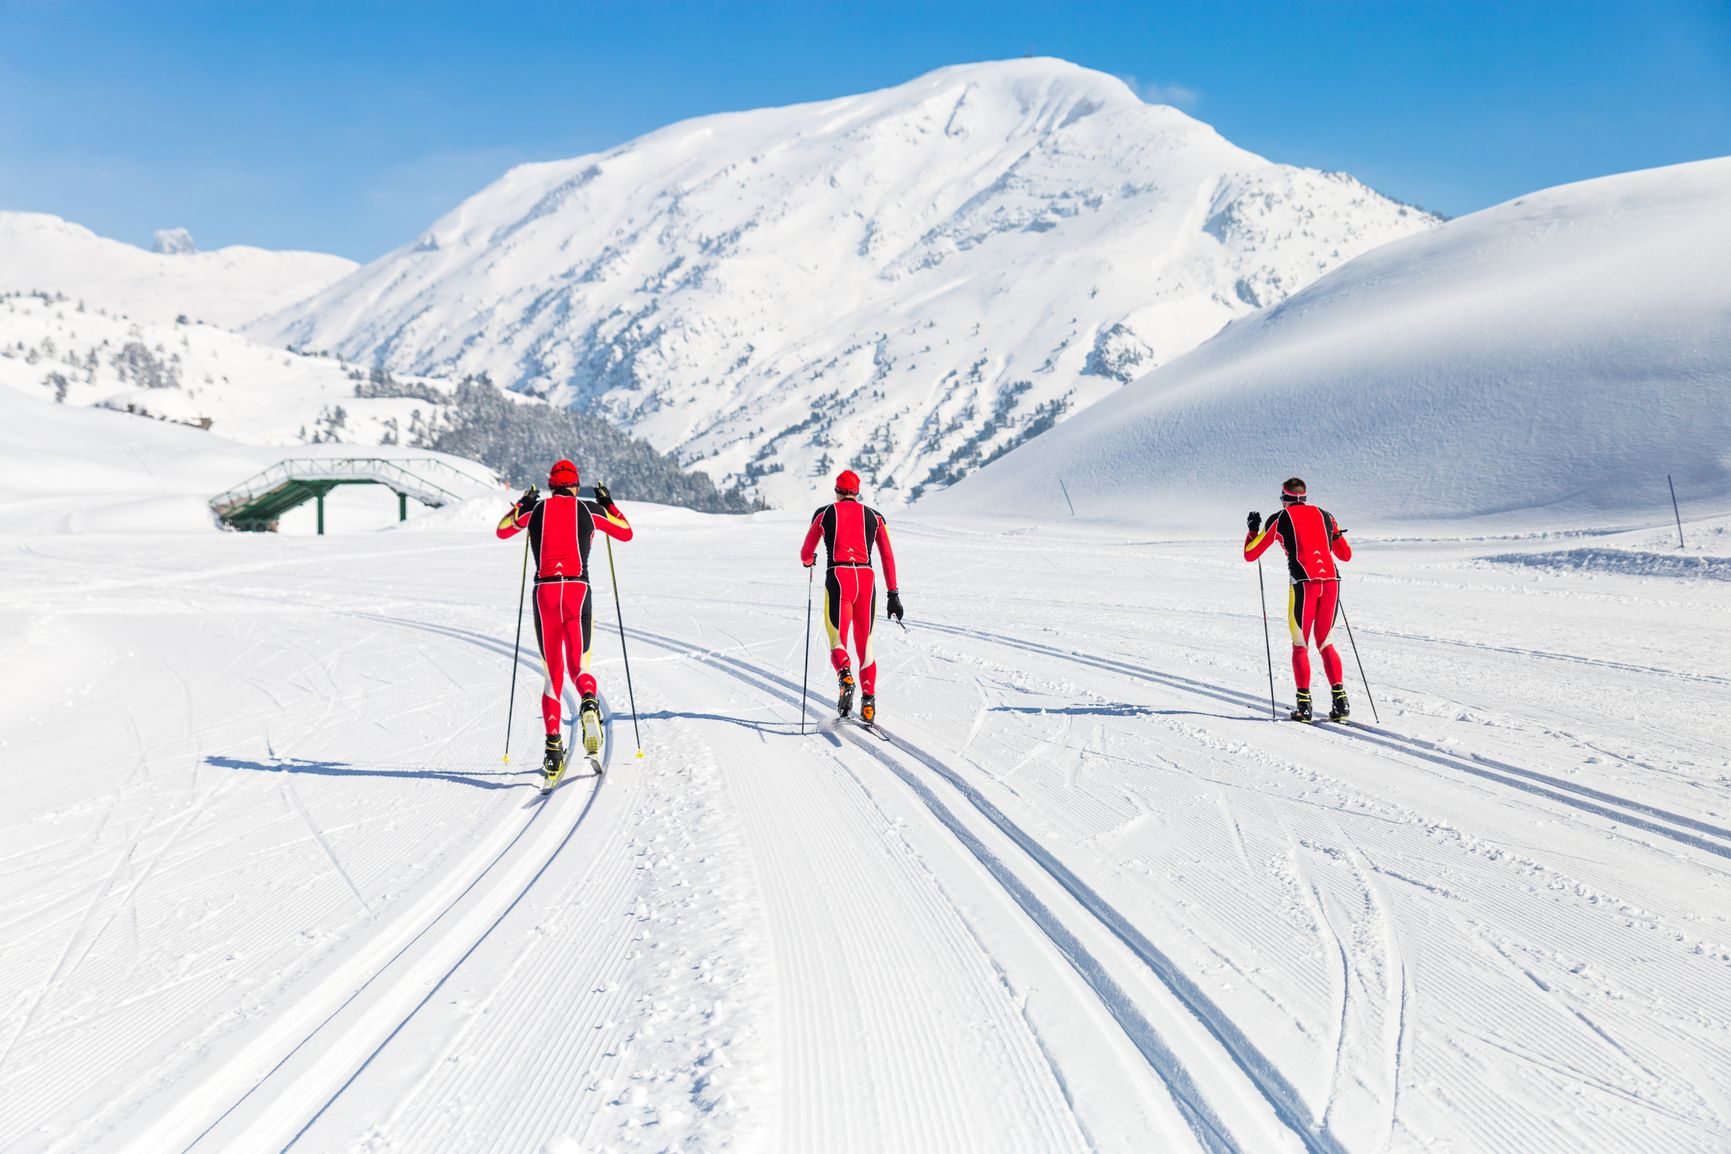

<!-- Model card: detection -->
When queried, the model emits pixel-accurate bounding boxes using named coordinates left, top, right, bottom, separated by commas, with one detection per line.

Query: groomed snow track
left=629, top=625, right=1343, bottom=1154
left=121, top=637, right=617, bottom=1153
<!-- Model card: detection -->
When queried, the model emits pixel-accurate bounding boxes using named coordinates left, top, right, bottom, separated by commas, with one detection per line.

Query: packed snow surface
left=2, top=386, right=1728, bottom=1151
left=257, top=58, right=1437, bottom=506
left=0, top=211, right=357, bottom=328
left=931, top=157, right=1731, bottom=531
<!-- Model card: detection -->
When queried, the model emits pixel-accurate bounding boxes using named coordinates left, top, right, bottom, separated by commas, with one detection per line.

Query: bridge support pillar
left=316, top=492, right=325, bottom=536
left=398, top=492, right=407, bottom=522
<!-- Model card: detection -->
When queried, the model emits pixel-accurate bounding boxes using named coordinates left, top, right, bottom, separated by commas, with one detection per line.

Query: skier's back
left=799, top=469, right=903, bottom=725
left=1244, top=477, right=1353, bottom=721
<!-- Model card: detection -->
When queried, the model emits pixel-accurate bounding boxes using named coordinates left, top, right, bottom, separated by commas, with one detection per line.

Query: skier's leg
left=1314, top=581, right=1345, bottom=685
left=833, top=569, right=857, bottom=671
left=574, top=581, right=597, bottom=699
left=1287, top=583, right=1311, bottom=688
left=573, top=581, right=603, bottom=756
left=856, top=573, right=877, bottom=695
left=824, top=569, right=847, bottom=672
left=535, top=583, right=567, bottom=735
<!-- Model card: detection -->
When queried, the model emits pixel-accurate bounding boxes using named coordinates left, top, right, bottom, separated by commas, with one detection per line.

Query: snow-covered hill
left=0, top=211, right=356, bottom=328
left=930, top=157, right=1731, bottom=531
left=0, top=290, right=450, bottom=446
left=257, top=58, right=1438, bottom=507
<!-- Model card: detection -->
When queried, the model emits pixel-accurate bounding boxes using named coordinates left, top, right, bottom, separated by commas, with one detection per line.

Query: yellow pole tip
left=502, top=754, right=511, bottom=763
left=635, top=749, right=646, bottom=759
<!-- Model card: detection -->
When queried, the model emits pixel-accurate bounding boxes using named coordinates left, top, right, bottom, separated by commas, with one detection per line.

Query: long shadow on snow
left=207, top=755, right=534, bottom=791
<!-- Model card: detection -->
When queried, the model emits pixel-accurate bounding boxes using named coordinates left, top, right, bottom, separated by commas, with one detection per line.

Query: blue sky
left=2, top=0, right=1727, bottom=260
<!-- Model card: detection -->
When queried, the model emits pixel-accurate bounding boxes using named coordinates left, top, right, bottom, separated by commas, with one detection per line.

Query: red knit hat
left=549, top=459, right=579, bottom=487
left=834, top=469, right=861, bottom=495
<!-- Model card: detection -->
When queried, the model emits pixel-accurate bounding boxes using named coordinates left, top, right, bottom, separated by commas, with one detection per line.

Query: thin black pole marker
left=1256, top=560, right=1277, bottom=721
left=1058, top=478, right=1076, bottom=517
left=1337, top=598, right=1380, bottom=724
left=1669, top=474, right=1685, bottom=550
left=800, top=565, right=815, bottom=734
left=603, top=524, right=644, bottom=759
left=502, top=507, right=533, bottom=762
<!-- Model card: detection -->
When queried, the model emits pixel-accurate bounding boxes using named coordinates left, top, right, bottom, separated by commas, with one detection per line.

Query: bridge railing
left=210, top=456, right=503, bottom=517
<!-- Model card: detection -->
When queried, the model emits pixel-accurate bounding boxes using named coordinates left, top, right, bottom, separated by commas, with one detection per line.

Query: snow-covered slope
left=257, top=58, right=1438, bottom=507
left=930, top=157, right=1731, bottom=531
left=0, top=290, right=450, bottom=446
left=0, top=378, right=500, bottom=535
left=4, top=498, right=1729, bottom=1151
left=0, top=211, right=356, bottom=328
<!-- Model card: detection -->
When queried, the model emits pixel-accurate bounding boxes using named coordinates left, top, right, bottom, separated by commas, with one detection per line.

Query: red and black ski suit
left=1244, top=503, right=1353, bottom=690
left=800, top=498, right=898, bottom=695
left=497, top=489, right=632, bottom=735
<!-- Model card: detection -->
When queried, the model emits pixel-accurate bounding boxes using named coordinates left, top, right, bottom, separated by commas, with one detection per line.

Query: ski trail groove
left=107, top=609, right=613, bottom=1154
left=633, top=626, right=1351, bottom=1154
left=277, top=711, right=617, bottom=1151
left=920, top=623, right=1731, bottom=864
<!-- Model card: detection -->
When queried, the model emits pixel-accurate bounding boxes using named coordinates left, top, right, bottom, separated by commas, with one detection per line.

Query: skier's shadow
left=632, top=709, right=806, bottom=737
left=205, top=754, right=534, bottom=790
left=989, top=704, right=1260, bottom=721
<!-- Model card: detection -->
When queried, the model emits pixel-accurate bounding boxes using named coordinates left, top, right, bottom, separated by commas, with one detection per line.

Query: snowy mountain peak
left=0, top=210, right=357, bottom=328
left=257, top=59, right=1438, bottom=507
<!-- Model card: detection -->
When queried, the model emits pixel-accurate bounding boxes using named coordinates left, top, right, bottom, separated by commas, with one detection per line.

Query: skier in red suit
left=498, top=459, right=633, bottom=776
left=1244, top=477, right=1354, bottom=722
left=800, top=469, right=903, bottom=724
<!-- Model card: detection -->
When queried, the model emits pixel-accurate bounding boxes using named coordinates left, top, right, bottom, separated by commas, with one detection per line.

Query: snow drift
left=256, top=58, right=1437, bottom=507
left=0, top=211, right=356, bottom=328
left=928, top=157, right=1731, bottom=531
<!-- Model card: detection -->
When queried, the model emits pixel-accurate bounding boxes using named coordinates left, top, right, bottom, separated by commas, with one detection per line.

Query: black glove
left=515, top=486, right=538, bottom=515
left=886, top=590, right=904, bottom=622
left=1247, top=511, right=1261, bottom=533
left=592, top=483, right=611, bottom=507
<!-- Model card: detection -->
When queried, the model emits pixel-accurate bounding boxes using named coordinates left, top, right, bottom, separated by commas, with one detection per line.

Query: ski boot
left=580, top=693, right=604, bottom=760
left=860, top=693, right=876, bottom=727
left=541, top=733, right=568, bottom=787
left=837, top=667, right=856, bottom=718
left=1328, top=684, right=1351, bottom=723
left=1289, top=690, right=1314, bottom=723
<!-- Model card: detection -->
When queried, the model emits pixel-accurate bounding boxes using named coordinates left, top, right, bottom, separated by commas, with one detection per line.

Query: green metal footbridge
left=210, top=456, right=502, bottom=533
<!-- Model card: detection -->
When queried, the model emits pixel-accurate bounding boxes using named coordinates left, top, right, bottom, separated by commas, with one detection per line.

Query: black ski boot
left=1328, top=684, right=1351, bottom=722
left=1289, top=690, right=1314, bottom=723
left=541, top=733, right=567, bottom=784
left=580, top=693, right=604, bottom=759
left=860, top=693, right=876, bottom=726
left=837, top=667, right=856, bottom=718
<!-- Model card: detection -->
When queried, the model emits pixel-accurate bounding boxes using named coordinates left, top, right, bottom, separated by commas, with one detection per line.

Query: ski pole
left=603, top=528, right=644, bottom=758
left=1337, top=598, right=1381, bottom=723
left=502, top=523, right=531, bottom=762
left=800, top=565, right=814, bottom=735
left=1256, top=560, right=1277, bottom=721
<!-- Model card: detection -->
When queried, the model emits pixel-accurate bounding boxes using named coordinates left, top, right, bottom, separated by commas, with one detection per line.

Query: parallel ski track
left=134, top=618, right=617, bottom=1153
left=916, top=622, right=1731, bottom=866
left=633, top=625, right=1342, bottom=1154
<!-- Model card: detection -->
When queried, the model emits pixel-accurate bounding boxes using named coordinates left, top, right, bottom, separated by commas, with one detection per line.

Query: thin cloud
left=1123, top=76, right=1202, bottom=110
